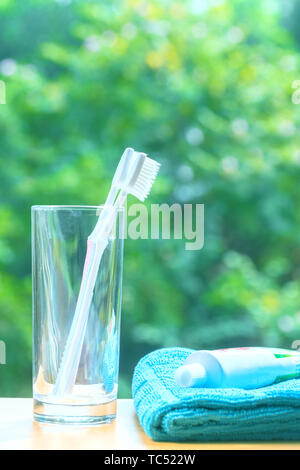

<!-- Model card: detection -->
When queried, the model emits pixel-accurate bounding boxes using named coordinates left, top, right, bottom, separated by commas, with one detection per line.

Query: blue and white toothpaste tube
left=175, top=347, right=300, bottom=389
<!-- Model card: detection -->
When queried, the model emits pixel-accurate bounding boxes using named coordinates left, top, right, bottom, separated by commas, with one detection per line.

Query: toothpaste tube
left=175, top=347, right=300, bottom=389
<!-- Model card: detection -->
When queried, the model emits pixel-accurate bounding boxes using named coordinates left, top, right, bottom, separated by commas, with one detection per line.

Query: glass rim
left=31, top=204, right=125, bottom=212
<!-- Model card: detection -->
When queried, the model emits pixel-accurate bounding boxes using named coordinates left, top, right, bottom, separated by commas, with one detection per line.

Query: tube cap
left=175, top=363, right=207, bottom=388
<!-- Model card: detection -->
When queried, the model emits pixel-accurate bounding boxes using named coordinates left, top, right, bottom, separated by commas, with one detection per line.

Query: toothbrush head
left=128, top=152, right=160, bottom=201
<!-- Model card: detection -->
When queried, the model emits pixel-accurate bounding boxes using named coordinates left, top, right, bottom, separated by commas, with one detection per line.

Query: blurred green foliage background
left=1, top=0, right=300, bottom=397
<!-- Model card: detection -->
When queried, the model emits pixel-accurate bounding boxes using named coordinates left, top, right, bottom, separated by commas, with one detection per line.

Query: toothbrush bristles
left=130, top=156, right=160, bottom=201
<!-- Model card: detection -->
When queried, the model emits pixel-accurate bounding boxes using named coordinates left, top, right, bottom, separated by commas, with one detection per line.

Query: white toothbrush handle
left=89, top=186, right=118, bottom=240
left=53, top=238, right=107, bottom=396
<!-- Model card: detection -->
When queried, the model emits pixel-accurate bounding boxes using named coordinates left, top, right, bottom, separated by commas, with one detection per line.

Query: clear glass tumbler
left=32, top=205, right=124, bottom=425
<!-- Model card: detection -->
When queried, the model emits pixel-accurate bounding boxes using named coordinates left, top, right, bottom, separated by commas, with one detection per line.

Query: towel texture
left=132, top=348, right=300, bottom=442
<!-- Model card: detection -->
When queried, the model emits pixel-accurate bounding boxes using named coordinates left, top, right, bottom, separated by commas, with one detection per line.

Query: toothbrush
left=53, top=149, right=160, bottom=397
left=53, top=148, right=135, bottom=396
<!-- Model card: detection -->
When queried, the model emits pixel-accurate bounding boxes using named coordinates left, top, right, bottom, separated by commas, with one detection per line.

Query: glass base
left=33, top=398, right=116, bottom=425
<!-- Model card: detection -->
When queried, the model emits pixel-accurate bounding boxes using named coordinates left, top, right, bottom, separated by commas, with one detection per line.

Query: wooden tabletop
left=0, top=398, right=299, bottom=450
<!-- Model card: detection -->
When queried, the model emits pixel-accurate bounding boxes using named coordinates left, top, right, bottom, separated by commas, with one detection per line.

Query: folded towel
left=132, top=347, right=300, bottom=442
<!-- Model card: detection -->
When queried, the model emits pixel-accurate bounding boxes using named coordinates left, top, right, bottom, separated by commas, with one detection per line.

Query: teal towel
left=132, top=348, right=300, bottom=442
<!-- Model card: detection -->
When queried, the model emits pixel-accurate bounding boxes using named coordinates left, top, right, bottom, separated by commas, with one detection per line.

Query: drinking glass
left=32, top=205, right=124, bottom=425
